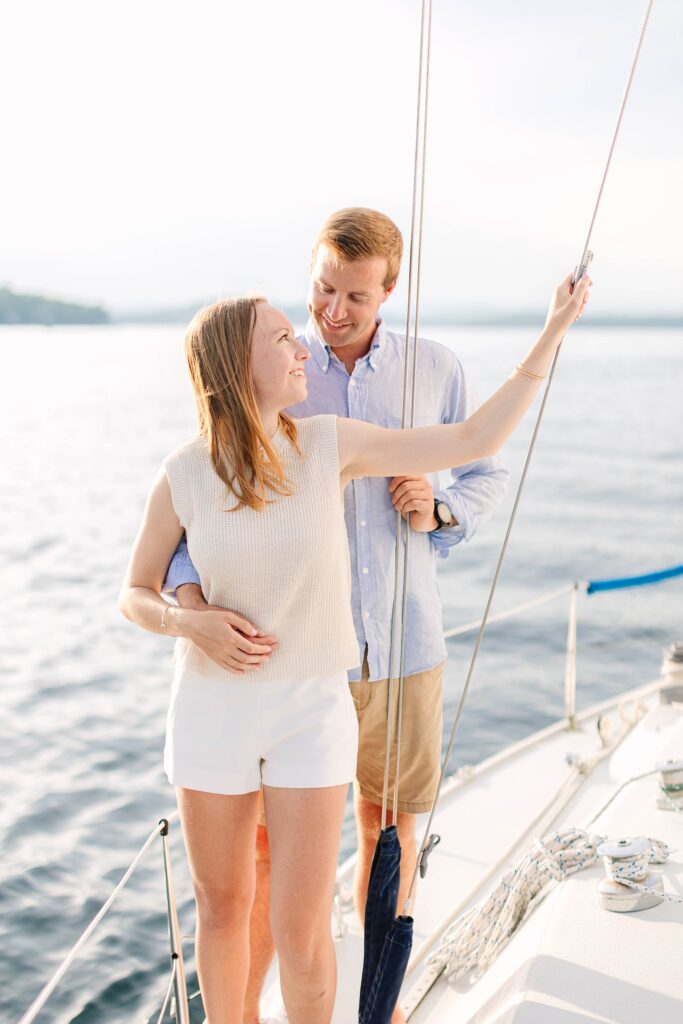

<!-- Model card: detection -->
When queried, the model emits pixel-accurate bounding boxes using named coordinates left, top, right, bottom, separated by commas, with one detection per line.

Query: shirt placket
left=348, top=360, right=375, bottom=669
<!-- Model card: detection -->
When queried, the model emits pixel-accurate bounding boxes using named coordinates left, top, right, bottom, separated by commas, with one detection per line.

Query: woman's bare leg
left=264, top=784, right=348, bottom=1024
left=177, top=787, right=260, bottom=1024
left=243, top=824, right=276, bottom=1024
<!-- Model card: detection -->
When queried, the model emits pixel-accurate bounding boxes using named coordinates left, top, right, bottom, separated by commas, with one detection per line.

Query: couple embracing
left=120, top=207, right=591, bottom=1024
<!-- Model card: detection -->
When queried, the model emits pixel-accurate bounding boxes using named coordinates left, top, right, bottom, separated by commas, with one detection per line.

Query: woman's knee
left=194, top=877, right=255, bottom=931
left=270, top=917, right=331, bottom=975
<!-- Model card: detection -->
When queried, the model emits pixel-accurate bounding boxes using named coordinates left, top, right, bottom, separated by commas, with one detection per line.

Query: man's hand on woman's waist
left=175, top=585, right=279, bottom=673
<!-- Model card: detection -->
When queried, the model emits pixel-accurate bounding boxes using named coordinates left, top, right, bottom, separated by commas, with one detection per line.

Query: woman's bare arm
left=118, top=471, right=276, bottom=673
left=338, top=272, right=590, bottom=484
left=119, top=470, right=187, bottom=633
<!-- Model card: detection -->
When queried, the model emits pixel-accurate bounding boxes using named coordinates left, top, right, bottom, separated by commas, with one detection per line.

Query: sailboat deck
left=269, top=675, right=683, bottom=1022
left=405, top=688, right=683, bottom=1023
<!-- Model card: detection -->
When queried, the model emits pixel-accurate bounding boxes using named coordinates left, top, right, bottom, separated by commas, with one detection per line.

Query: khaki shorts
left=256, top=654, right=444, bottom=823
left=349, top=653, right=444, bottom=814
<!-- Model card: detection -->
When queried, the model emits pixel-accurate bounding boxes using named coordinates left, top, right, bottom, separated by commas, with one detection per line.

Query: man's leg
left=349, top=659, right=444, bottom=1024
left=243, top=823, right=276, bottom=1024
left=353, top=789, right=417, bottom=924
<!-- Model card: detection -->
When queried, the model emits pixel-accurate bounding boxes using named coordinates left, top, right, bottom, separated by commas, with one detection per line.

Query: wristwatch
left=433, top=500, right=454, bottom=530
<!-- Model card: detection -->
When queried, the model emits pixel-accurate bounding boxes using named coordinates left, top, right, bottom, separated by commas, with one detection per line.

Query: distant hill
left=0, top=287, right=110, bottom=325
left=3, top=287, right=679, bottom=328
left=114, top=300, right=683, bottom=329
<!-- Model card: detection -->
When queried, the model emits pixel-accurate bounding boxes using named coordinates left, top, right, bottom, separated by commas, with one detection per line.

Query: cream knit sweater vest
left=164, top=414, right=359, bottom=682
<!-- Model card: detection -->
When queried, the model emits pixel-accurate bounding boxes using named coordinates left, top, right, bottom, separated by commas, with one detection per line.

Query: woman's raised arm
left=338, top=272, right=591, bottom=484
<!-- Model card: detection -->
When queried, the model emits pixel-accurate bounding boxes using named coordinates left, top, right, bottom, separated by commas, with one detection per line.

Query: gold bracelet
left=515, top=362, right=545, bottom=382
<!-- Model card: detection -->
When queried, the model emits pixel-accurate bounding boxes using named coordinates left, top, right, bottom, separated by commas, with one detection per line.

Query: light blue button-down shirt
left=164, top=318, right=508, bottom=680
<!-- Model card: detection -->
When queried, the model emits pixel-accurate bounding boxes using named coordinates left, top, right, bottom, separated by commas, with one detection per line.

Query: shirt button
left=362, top=567, right=369, bottom=574
left=360, top=520, right=367, bottom=527
left=364, top=611, right=370, bottom=619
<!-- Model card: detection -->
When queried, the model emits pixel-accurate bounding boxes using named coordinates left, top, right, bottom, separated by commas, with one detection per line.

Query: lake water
left=1, top=323, right=681, bottom=1022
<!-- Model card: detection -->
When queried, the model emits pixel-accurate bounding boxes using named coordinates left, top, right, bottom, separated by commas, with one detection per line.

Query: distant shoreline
left=1, top=287, right=680, bottom=328
left=0, top=287, right=109, bottom=325
left=111, top=306, right=683, bottom=329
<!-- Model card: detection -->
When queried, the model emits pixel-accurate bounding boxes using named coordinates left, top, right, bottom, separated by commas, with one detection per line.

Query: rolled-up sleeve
left=430, top=355, right=509, bottom=559
left=162, top=535, right=202, bottom=596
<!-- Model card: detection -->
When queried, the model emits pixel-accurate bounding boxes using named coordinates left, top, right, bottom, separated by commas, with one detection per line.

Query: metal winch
left=597, top=837, right=664, bottom=913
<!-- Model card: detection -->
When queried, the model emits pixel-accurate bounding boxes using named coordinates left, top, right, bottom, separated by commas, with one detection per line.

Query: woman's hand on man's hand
left=175, top=585, right=278, bottom=673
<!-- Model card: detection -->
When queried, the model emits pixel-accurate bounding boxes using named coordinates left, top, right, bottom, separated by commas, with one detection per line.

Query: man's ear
left=384, top=278, right=398, bottom=301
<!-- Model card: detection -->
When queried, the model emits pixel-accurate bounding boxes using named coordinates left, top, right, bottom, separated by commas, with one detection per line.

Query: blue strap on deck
left=586, top=564, right=683, bottom=595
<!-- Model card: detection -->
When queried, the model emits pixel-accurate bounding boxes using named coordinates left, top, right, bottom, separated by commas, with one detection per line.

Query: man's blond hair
left=312, top=208, right=403, bottom=290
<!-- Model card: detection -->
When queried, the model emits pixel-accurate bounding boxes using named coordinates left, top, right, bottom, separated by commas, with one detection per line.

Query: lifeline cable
left=404, top=0, right=657, bottom=916
left=18, top=812, right=180, bottom=1024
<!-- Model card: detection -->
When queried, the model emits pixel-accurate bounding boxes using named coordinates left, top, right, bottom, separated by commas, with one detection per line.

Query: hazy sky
left=3, top=0, right=681, bottom=315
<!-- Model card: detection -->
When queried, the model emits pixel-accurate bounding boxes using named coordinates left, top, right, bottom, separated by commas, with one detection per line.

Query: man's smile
left=322, top=313, right=353, bottom=331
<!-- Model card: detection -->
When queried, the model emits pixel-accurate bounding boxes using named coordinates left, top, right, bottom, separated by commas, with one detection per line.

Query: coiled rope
left=404, top=0, right=657, bottom=917
left=425, top=828, right=678, bottom=981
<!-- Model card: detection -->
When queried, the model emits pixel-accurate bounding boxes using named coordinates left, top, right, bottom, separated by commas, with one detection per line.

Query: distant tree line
left=0, top=287, right=110, bottom=325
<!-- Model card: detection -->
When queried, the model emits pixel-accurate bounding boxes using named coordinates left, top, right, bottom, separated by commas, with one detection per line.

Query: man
left=164, top=207, right=507, bottom=1023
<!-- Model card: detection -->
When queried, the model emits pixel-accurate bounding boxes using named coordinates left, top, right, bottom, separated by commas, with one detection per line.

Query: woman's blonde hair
left=184, top=297, right=299, bottom=512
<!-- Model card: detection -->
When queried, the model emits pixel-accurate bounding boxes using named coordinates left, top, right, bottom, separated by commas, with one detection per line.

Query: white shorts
left=164, top=668, right=359, bottom=795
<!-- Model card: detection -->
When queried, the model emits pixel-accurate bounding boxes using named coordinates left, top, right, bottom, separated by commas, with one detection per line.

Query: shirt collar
left=304, top=319, right=332, bottom=372
left=304, top=317, right=386, bottom=373
left=367, top=319, right=386, bottom=370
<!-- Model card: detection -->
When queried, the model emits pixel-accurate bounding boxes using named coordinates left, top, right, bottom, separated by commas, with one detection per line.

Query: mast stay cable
left=403, top=0, right=657, bottom=917
left=381, top=0, right=435, bottom=830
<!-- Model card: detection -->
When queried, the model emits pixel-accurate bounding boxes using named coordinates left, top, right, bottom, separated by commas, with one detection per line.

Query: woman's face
left=250, top=302, right=310, bottom=412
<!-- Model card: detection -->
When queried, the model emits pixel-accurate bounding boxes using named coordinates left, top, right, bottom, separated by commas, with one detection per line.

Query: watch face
left=437, top=502, right=453, bottom=525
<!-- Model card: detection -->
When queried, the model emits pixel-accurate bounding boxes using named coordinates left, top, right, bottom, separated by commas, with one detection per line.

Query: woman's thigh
left=177, top=787, right=260, bottom=907
left=264, top=784, right=348, bottom=933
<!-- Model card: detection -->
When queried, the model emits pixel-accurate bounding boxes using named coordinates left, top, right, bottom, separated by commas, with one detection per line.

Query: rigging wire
left=443, top=583, right=576, bottom=639
left=154, top=961, right=178, bottom=1024
left=381, top=0, right=435, bottom=829
left=393, top=0, right=435, bottom=823
left=404, top=0, right=657, bottom=916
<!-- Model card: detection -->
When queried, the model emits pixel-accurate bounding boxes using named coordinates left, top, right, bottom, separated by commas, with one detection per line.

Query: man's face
left=308, top=244, right=395, bottom=351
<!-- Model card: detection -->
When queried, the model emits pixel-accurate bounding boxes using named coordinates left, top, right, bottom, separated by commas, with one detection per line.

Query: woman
left=119, top=272, right=591, bottom=1023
